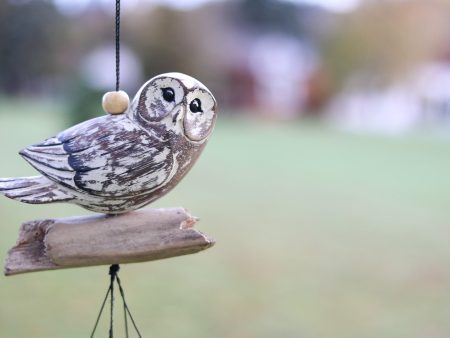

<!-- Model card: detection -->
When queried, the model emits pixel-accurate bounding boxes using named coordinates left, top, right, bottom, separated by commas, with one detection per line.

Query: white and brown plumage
left=0, top=73, right=217, bottom=214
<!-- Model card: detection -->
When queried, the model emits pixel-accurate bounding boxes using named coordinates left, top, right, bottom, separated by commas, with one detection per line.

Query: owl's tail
left=0, top=176, right=73, bottom=204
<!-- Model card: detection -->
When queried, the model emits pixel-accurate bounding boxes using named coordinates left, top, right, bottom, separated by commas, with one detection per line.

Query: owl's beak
left=171, top=104, right=184, bottom=124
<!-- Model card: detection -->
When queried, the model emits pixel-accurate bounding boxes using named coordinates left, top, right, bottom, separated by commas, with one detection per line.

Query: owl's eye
left=189, top=98, right=203, bottom=113
left=162, top=87, right=175, bottom=102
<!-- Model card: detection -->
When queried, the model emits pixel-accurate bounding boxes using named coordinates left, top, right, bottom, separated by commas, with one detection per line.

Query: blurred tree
left=237, top=0, right=303, bottom=36
left=322, top=0, right=450, bottom=89
left=125, top=6, right=199, bottom=76
left=0, top=1, right=66, bottom=94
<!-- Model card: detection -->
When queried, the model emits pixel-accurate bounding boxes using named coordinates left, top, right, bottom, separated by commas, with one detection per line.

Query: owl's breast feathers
left=19, top=115, right=176, bottom=199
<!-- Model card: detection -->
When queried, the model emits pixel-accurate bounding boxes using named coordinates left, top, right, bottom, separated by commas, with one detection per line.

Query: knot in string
left=110, top=264, right=120, bottom=277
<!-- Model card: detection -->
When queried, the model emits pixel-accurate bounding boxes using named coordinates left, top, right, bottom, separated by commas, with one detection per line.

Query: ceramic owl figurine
left=0, top=73, right=217, bottom=214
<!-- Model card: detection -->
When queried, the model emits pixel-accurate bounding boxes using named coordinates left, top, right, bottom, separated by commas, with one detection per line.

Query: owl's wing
left=20, top=115, right=174, bottom=198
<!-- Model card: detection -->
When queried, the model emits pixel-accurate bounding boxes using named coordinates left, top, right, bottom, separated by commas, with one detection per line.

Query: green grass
left=0, top=99, right=450, bottom=338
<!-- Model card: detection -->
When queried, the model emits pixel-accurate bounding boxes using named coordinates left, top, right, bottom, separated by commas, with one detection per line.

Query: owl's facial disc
left=135, top=77, right=184, bottom=123
left=182, top=88, right=217, bottom=142
left=133, top=73, right=217, bottom=141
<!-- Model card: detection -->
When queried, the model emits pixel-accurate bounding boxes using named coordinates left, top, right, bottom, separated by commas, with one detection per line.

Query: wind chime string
left=89, top=278, right=112, bottom=338
left=102, top=0, right=130, bottom=115
left=115, top=0, right=121, bottom=91
left=90, top=2, right=143, bottom=336
left=90, top=265, right=142, bottom=338
left=109, top=264, right=118, bottom=338
left=89, top=265, right=117, bottom=338
left=117, top=274, right=143, bottom=338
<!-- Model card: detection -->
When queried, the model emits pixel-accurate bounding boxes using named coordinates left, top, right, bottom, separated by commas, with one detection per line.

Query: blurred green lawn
left=0, top=99, right=450, bottom=338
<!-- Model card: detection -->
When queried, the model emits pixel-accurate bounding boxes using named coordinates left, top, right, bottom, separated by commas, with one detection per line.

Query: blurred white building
left=80, top=44, right=144, bottom=93
left=247, top=34, right=319, bottom=118
left=327, top=61, right=450, bottom=134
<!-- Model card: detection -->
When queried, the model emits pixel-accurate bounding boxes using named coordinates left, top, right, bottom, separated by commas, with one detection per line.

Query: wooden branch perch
left=4, top=208, right=214, bottom=276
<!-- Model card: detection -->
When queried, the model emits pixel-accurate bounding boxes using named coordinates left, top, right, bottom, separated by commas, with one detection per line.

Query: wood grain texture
left=0, top=73, right=218, bottom=214
left=4, top=208, right=214, bottom=276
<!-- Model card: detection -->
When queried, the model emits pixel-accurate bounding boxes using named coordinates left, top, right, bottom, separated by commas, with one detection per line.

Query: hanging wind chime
left=1, top=1, right=217, bottom=336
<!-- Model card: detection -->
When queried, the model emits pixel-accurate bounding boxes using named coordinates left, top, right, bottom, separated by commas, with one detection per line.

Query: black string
left=109, top=264, right=119, bottom=338
left=117, top=275, right=143, bottom=338
left=90, top=264, right=143, bottom=338
left=115, top=0, right=121, bottom=91
left=90, top=283, right=111, bottom=338
left=90, top=5, right=144, bottom=336
left=119, top=276, right=129, bottom=338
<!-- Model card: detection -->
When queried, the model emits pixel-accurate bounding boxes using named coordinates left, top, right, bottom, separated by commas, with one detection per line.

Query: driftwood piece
left=4, top=208, right=214, bottom=276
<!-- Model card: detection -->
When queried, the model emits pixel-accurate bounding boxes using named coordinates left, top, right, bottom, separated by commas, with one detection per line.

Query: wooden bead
left=102, top=91, right=130, bottom=115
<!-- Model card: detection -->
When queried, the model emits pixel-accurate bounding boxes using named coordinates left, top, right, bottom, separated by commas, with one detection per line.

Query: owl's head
left=131, top=73, right=217, bottom=142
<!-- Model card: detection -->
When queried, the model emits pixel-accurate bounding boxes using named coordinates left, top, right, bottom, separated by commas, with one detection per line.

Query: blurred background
left=1, top=0, right=450, bottom=337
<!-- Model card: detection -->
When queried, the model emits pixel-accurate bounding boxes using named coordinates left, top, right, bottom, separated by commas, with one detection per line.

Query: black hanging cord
left=115, top=0, right=121, bottom=91
left=90, top=264, right=142, bottom=338
left=90, top=278, right=112, bottom=338
left=90, top=4, right=143, bottom=337
left=109, top=264, right=118, bottom=338
left=117, top=274, right=143, bottom=338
